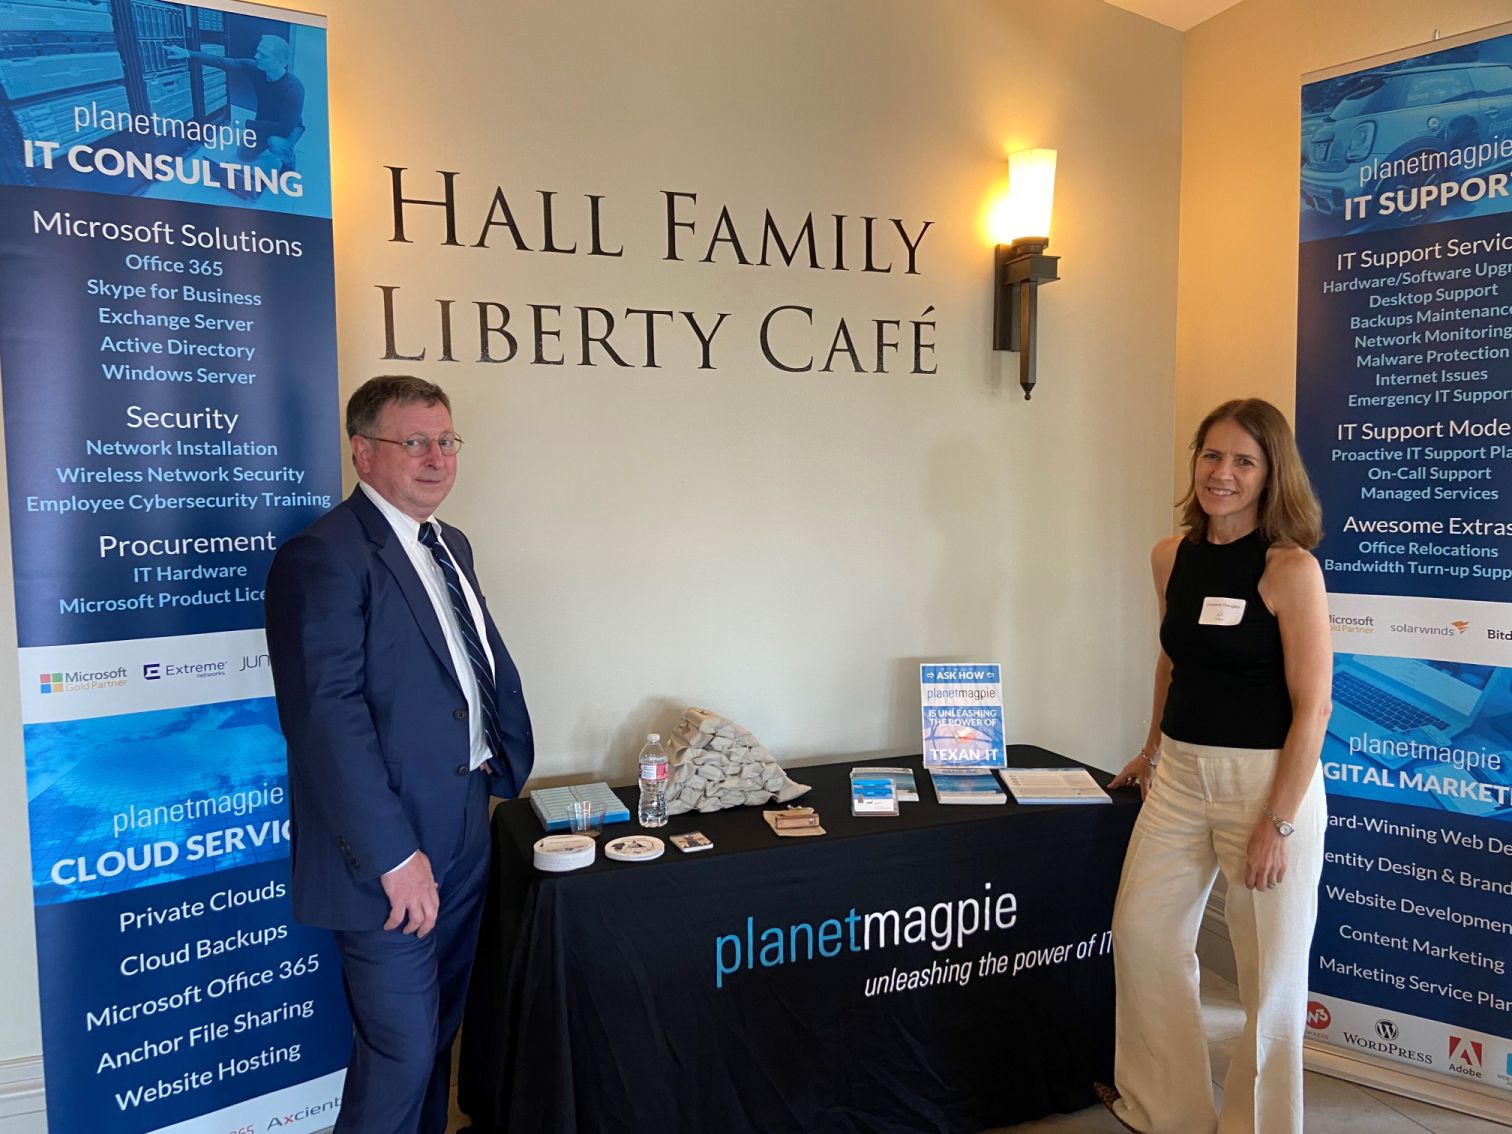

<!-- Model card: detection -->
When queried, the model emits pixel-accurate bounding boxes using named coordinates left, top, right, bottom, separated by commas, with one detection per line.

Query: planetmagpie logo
left=1306, top=1001, right=1331, bottom=1030
left=1375, top=1019, right=1399, bottom=1041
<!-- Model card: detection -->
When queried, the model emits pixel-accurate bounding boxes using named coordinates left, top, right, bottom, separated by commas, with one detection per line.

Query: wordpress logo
left=143, top=663, right=162, bottom=680
left=1375, top=1020, right=1399, bottom=1041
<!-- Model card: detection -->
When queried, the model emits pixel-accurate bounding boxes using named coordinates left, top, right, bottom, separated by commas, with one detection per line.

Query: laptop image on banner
left=1327, top=658, right=1510, bottom=766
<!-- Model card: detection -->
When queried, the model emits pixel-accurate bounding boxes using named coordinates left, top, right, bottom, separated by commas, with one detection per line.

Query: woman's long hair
left=1178, top=398, right=1323, bottom=548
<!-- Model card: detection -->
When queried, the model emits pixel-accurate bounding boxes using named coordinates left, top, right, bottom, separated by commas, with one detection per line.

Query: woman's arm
left=1109, top=536, right=1181, bottom=797
left=1245, top=547, right=1332, bottom=889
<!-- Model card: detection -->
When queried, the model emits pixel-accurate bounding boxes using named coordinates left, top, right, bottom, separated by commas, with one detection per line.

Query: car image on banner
left=1300, top=39, right=1512, bottom=239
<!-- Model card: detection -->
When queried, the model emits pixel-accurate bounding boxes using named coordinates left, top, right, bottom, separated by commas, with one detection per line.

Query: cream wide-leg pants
left=1108, top=735, right=1326, bottom=1134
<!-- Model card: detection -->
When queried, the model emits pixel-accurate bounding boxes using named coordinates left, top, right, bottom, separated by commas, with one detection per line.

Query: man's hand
left=165, top=44, right=188, bottom=59
left=380, top=851, right=439, bottom=936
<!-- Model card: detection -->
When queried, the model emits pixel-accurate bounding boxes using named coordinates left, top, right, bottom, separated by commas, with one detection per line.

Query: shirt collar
left=358, top=480, right=436, bottom=543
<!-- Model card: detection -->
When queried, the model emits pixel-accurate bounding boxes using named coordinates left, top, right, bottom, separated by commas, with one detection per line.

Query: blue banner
left=1297, top=26, right=1512, bottom=1099
left=0, top=2, right=347, bottom=1130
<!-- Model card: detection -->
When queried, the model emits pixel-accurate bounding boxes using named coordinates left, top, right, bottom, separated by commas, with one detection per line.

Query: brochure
left=928, top=767, right=1006, bottom=804
left=998, top=767, right=1111, bottom=805
left=920, top=663, right=1006, bottom=768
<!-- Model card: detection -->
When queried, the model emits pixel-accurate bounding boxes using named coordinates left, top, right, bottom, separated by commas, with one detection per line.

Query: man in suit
left=265, top=375, right=533, bottom=1134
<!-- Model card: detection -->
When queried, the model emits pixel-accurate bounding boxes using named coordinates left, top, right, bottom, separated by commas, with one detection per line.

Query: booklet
left=850, top=770, right=900, bottom=816
left=928, top=767, right=1006, bottom=804
left=850, top=765, right=919, bottom=802
left=998, top=767, right=1111, bottom=805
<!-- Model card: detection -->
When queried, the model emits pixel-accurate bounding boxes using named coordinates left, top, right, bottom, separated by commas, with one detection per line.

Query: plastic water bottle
left=637, top=733, right=669, bottom=827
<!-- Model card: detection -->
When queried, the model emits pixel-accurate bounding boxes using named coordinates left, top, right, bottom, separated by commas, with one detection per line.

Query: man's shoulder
left=276, top=496, right=371, bottom=561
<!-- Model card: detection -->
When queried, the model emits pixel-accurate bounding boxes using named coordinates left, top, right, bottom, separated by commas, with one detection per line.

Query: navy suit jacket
left=265, top=488, right=533, bottom=930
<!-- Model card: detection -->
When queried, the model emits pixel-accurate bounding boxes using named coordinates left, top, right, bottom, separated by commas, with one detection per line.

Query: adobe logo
left=1306, top=1001, right=1331, bottom=1030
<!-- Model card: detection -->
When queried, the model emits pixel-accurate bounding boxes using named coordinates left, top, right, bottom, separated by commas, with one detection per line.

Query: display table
left=458, top=746, right=1138, bottom=1134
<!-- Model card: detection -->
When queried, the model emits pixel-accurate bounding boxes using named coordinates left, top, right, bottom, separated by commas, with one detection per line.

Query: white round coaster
left=533, top=834, right=596, bottom=872
left=603, top=835, right=665, bottom=863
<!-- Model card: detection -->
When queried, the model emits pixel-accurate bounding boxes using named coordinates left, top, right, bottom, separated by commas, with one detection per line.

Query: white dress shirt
left=360, top=481, right=497, bottom=771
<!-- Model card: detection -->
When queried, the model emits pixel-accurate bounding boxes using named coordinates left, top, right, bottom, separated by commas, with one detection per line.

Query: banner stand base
left=1305, top=1041, right=1512, bottom=1127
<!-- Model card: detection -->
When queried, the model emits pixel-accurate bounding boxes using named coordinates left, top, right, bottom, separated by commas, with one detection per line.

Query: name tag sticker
left=1199, top=597, right=1246, bottom=626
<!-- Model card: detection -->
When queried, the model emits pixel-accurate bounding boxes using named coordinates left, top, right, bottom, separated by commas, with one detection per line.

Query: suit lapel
left=345, top=489, right=463, bottom=694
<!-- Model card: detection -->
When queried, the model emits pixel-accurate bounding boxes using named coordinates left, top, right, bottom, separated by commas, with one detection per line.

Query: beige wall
left=1174, top=0, right=1512, bottom=496
left=0, top=0, right=1185, bottom=1070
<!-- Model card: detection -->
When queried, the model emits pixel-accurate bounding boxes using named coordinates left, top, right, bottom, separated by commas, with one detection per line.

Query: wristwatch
left=1263, top=804, right=1295, bottom=838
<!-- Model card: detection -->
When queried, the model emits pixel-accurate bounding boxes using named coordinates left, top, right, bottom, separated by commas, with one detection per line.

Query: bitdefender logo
left=1447, top=1036, right=1483, bottom=1077
left=39, top=667, right=127, bottom=694
left=1374, top=1020, right=1399, bottom=1041
left=1306, top=1001, right=1331, bottom=1030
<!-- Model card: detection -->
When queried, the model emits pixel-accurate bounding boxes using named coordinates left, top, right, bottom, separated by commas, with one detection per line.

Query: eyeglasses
left=360, top=433, right=464, bottom=456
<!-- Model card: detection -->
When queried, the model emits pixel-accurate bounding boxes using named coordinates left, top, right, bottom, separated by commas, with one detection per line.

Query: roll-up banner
left=1297, top=21, right=1512, bottom=1117
left=0, top=1, right=348, bottom=1130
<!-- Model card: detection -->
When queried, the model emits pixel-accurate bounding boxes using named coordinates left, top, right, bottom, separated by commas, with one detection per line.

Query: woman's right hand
left=1108, top=752, right=1156, bottom=798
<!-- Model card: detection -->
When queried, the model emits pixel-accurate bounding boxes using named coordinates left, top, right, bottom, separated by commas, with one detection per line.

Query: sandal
left=1092, top=1082, right=1144, bottom=1133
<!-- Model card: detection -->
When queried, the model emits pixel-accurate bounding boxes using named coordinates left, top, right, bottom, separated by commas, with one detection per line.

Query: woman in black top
left=1098, top=399, right=1330, bottom=1134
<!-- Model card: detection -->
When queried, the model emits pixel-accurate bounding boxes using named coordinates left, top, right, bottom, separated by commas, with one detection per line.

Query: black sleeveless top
left=1158, top=530, right=1292, bottom=749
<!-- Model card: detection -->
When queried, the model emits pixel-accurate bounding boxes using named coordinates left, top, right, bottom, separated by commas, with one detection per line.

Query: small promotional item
left=533, top=834, right=597, bottom=872
left=568, top=799, right=606, bottom=836
left=670, top=831, right=714, bottom=853
left=851, top=766, right=919, bottom=801
left=850, top=770, right=900, bottom=816
left=763, top=806, right=826, bottom=837
left=604, top=834, right=666, bottom=862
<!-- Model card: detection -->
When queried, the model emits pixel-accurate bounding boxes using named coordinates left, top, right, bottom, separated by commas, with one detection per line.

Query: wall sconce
left=992, top=148, right=1059, bottom=400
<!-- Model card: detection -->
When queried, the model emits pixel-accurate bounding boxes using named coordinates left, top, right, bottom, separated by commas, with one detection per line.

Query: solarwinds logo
left=39, top=667, right=127, bottom=694
left=1448, top=1035, right=1483, bottom=1078
left=1388, top=618, right=1469, bottom=637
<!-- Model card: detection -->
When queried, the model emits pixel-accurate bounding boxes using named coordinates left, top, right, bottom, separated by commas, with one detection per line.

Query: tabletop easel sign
left=920, top=663, right=1007, bottom=768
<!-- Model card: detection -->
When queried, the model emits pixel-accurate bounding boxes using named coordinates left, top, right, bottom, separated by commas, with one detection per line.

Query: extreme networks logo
left=1448, top=1036, right=1484, bottom=1078
left=38, top=667, right=127, bottom=694
left=143, top=659, right=228, bottom=680
left=1340, top=1020, right=1432, bottom=1063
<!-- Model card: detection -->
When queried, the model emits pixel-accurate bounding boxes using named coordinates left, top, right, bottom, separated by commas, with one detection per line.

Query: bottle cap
left=647, top=733, right=660, bottom=743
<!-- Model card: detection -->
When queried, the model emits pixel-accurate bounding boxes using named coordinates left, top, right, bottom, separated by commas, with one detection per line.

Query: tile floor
left=397, top=969, right=1506, bottom=1132
left=990, top=970, right=1506, bottom=1134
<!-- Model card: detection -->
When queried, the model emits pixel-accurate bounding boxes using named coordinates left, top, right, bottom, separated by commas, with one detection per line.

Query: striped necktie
left=417, top=522, right=502, bottom=759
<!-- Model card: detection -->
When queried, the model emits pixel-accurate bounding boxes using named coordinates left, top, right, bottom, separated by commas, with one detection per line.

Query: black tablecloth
left=459, top=746, right=1139, bottom=1134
